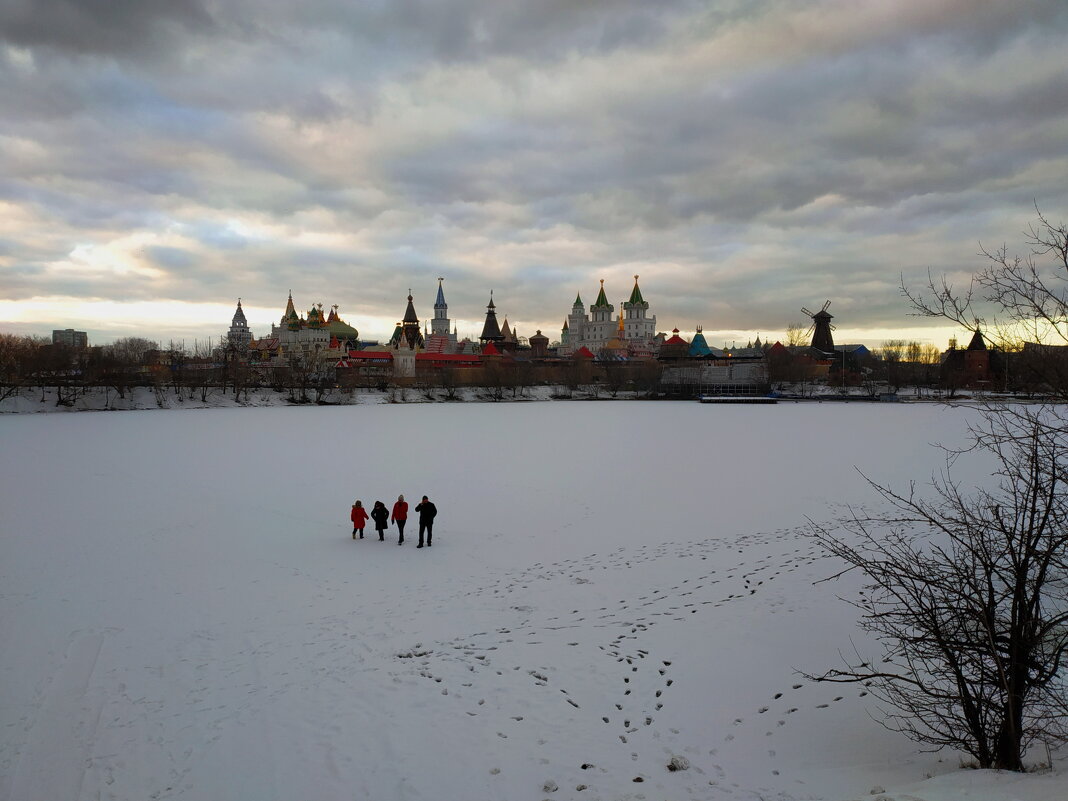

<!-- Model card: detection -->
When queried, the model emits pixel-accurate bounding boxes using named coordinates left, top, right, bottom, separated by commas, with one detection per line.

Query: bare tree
left=786, top=323, right=809, bottom=348
left=439, top=366, right=462, bottom=400
left=0, top=334, right=40, bottom=401
left=879, top=339, right=907, bottom=393
left=807, top=405, right=1068, bottom=770
left=815, top=211, right=1068, bottom=771
left=104, top=337, right=159, bottom=366
left=904, top=205, right=1068, bottom=396
left=919, top=343, right=942, bottom=396
left=633, top=360, right=662, bottom=398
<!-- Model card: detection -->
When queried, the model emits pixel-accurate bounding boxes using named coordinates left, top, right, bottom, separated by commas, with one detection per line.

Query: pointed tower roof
left=501, top=318, right=512, bottom=341
left=435, top=277, right=446, bottom=309
left=966, top=329, right=987, bottom=351
left=479, top=292, right=503, bottom=342
left=306, top=303, right=326, bottom=329
left=627, top=275, right=646, bottom=306
left=326, top=304, right=340, bottom=324
left=396, top=292, right=424, bottom=349
left=689, top=326, right=712, bottom=357
left=282, top=291, right=300, bottom=328
left=573, top=292, right=583, bottom=308
left=592, top=279, right=611, bottom=310
left=403, top=292, right=419, bottom=324
left=232, top=298, right=248, bottom=326
left=562, top=319, right=569, bottom=331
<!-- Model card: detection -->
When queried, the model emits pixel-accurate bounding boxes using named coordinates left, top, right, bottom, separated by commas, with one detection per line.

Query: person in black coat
left=414, top=495, right=437, bottom=548
left=370, top=500, right=390, bottom=542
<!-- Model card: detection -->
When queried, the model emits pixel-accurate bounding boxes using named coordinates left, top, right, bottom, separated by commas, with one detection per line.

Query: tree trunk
left=993, top=701, right=1024, bottom=770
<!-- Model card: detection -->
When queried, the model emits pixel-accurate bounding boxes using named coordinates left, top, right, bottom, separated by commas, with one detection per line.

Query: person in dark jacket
left=370, top=501, right=389, bottom=542
left=350, top=500, right=369, bottom=539
left=415, top=495, right=437, bottom=548
left=391, top=494, right=408, bottom=545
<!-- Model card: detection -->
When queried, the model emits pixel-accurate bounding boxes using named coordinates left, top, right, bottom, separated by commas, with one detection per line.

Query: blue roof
left=688, top=330, right=712, bottom=357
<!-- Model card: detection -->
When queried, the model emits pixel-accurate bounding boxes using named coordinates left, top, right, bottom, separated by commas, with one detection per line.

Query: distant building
left=657, top=328, right=690, bottom=360
left=941, top=329, right=1005, bottom=389
left=425, top=278, right=459, bottom=354
left=226, top=299, right=253, bottom=351
left=268, top=292, right=360, bottom=363
left=389, top=293, right=425, bottom=378
left=529, top=330, right=549, bottom=359
left=52, top=329, right=88, bottom=349
left=478, top=293, right=504, bottom=348
left=560, top=276, right=657, bottom=357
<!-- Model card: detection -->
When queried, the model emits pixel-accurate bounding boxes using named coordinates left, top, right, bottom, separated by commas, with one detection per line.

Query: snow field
left=1, top=401, right=1063, bottom=800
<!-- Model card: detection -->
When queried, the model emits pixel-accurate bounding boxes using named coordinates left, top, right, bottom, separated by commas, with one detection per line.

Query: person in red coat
left=350, top=500, right=369, bottom=540
left=391, top=494, right=408, bottom=545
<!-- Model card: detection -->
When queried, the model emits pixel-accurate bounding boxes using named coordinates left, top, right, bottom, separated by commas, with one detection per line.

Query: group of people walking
left=350, top=494, right=438, bottom=548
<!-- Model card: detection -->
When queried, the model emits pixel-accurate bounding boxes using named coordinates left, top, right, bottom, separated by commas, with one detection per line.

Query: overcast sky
left=2, top=0, right=1067, bottom=348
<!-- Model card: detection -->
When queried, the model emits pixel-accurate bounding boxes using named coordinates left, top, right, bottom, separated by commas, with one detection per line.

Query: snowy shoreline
left=0, top=384, right=565, bottom=413
left=0, top=384, right=982, bottom=414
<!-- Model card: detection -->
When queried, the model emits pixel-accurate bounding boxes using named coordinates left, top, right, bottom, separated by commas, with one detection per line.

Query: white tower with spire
left=560, top=292, right=587, bottom=356
left=425, top=277, right=458, bottom=353
left=431, top=277, right=450, bottom=337
left=622, top=275, right=656, bottom=342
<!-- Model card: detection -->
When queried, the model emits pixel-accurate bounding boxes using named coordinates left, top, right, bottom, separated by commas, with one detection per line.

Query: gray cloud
left=1, top=0, right=216, bottom=58
left=2, top=1, right=1068, bottom=345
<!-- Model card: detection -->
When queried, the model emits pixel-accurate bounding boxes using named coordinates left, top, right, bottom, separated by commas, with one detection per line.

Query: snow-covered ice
left=1, top=401, right=1064, bottom=800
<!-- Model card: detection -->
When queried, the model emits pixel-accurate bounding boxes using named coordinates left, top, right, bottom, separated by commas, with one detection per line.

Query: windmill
left=801, top=300, right=836, bottom=353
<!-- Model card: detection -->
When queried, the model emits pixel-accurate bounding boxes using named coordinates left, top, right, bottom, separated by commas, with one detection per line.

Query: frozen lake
left=1, top=402, right=1061, bottom=800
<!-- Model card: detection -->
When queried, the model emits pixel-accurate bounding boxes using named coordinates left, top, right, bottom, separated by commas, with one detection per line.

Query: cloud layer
left=2, top=0, right=1068, bottom=345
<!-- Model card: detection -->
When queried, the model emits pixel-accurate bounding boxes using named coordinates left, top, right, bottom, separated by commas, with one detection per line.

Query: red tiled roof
left=424, top=334, right=450, bottom=354
left=415, top=353, right=481, bottom=363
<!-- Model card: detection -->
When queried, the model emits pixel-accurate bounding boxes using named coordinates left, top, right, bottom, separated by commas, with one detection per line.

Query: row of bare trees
left=1, top=332, right=667, bottom=406
left=0, top=335, right=164, bottom=405
left=401, top=360, right=663, bottom=402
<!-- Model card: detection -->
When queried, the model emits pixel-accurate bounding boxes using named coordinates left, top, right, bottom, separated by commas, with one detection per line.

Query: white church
left=559, top=276, right=658, bottom=356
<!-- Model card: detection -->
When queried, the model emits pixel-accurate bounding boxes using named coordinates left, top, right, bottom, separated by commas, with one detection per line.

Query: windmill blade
left=801, top=306, right=815, bottom=317
left=806, top=323, right=815, bottom=336
left=821, top=300, right=831, bottom=312
left=829, top=324, right=837, bottom=331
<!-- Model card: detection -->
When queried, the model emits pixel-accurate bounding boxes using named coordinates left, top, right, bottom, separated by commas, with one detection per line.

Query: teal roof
left=688, top=330, right=712, bottom=357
